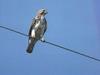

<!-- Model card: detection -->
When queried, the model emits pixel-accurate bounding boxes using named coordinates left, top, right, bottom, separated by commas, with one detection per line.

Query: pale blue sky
left=0, top=0, right=100, bottom=75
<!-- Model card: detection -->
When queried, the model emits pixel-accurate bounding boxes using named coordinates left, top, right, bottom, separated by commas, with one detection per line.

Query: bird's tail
left=26, top=38, right=37, bottom=53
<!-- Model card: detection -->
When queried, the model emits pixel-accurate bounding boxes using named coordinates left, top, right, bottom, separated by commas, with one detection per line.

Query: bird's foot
left=40, top=37, right=45, bottom=42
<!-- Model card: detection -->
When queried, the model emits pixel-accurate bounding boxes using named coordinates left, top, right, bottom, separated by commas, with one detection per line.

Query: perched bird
left=26, top=9, right=48, bottom=53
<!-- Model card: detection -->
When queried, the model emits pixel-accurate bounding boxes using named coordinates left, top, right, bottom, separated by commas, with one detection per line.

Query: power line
left=0, top=25, right=100, bottom=62
left=44, top=41, right=100, bottom=62
left=0, top=25, right=28, bottom=37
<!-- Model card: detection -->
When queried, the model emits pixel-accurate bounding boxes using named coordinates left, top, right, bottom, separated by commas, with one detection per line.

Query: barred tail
left=26, top=38, right=37, bottom=53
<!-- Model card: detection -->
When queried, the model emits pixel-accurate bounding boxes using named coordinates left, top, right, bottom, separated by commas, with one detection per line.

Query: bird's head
left=37, top=9, right=48, bottom=18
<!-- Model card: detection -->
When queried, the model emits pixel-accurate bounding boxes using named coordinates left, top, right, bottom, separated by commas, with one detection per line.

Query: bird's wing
left=44, top=18, right=47, bottom=34
left=28, top=18, right=36, bottom=36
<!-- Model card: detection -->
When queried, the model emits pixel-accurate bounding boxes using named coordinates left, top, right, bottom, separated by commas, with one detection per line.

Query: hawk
left=26, top=9, right=48, bottom=53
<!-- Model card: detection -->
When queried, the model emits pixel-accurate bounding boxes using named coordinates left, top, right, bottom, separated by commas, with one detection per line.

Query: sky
left=0, top=0, right=100, bottom=75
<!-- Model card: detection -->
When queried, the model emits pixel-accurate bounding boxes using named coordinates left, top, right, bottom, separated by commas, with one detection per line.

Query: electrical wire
left=0, top=25, right=28, bottom=37
left=44, top=41, right=100, bottom=62
left=0, top=25, right=100, bottom=62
